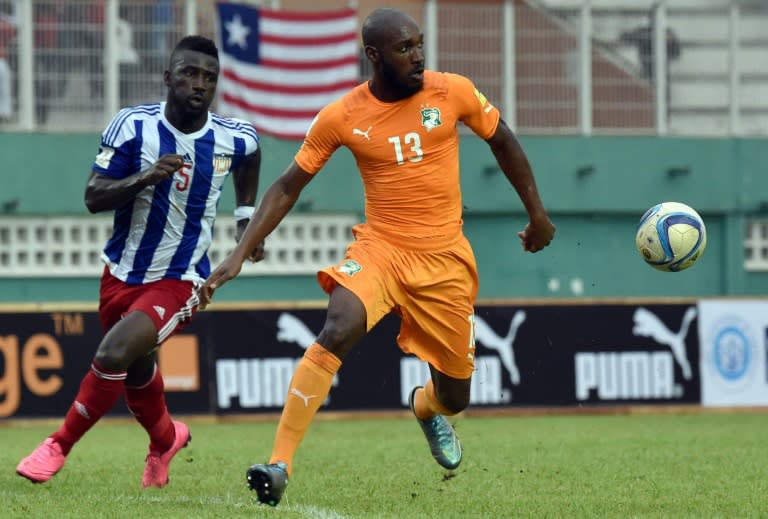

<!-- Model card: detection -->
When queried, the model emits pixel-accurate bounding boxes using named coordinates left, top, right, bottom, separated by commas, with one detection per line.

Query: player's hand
left=143, top=154, right=185, bottom=185
left=518, top=215, right=555, bottom=252
left=235, top=219, right=265, bottom=263
left=246, top=240, right=265, bottom=262
left=199, top=256, right=243, bottom=310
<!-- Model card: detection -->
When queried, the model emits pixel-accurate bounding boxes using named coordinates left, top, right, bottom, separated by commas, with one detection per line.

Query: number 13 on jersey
left=388, top=133, right=423, bottom=165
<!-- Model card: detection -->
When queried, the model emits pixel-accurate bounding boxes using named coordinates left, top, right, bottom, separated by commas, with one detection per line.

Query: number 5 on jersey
left=176, top=162, right=193, bottom=192
left=388, top=133, right=423, bottom=165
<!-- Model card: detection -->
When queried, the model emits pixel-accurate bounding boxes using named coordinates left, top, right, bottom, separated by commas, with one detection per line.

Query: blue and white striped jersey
left=92, top=102, right=259, bottom=285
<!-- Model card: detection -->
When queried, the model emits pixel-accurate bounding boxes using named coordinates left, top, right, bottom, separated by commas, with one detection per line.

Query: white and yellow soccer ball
left=635, top=202, right=707, bottom=272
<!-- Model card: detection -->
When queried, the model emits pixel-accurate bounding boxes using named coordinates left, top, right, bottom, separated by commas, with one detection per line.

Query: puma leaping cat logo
left=632, top=306, right=695, bottom=380
left=276, top=312, right=339, bottom=395
left=290, top=387, right=317, bottom=407
left=352, top=126, right=372, bottom=140
left=473, top=311, right=526, bottom=385
left=277, top=312, right=315, bottom=350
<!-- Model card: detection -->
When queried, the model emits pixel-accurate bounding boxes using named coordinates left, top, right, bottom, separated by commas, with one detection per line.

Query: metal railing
left=0, top=0, right=765, bottom=136
left=0, top=214, right=356, bottom=276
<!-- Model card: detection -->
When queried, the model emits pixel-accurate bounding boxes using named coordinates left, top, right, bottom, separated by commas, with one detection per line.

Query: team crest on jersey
left=213, top=154, right=232, bottom=174
left=337, top=260, right=362, bottom=276
left=95, top=146, right=115, bottom=168
left=420, top=107, right=442, bottom=132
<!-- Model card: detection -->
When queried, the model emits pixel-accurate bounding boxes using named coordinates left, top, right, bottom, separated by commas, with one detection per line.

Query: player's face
left=380, top=24, right=425, bottom=96
left=165, top=50, right=219, bottom=115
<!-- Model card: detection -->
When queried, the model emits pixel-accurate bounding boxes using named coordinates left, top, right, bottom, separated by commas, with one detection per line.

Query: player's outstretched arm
left=199, top=161, right=314, bottom=308
left=485, top=119, right=555, bottom=253
left=84, top=154, right=184, bottom=213
left=232, top=148, right=264, bottom=262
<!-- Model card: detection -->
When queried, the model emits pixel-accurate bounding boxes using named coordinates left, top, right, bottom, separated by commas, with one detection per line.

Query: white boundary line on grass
left=113, top=492, right=361, bottom=519
left=3, top=489, right=364, bottom=519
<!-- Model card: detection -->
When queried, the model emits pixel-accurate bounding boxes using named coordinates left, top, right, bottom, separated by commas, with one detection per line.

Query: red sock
left=125, top=365, right=174, bottom=453
left=52, top=361, right=126, bottom=454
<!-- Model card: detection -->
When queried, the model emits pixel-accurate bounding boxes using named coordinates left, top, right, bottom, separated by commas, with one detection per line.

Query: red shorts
left=318, top=224, right=479, bottom=379
left=98, top=267, right=199, bottom=345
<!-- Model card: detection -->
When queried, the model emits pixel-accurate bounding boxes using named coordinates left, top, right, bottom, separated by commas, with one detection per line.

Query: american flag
left=215, top=3, right=359, bottom=139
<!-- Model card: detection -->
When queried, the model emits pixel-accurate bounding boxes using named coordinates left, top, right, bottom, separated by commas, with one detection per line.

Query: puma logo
left=632, top=307, right=695, bottom=380
left=276, top=312, right=340, bottom=397
left=290, top=387, right=317, bottom=407
left=473, top=311, right=526, bottom=385
left=277, top=313, right=314, bottom=350
left=352, top=126, right=372, bottom=140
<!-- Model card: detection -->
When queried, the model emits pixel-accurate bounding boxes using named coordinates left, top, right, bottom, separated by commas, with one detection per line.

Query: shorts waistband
left=359, top=223, right=464, bottom=251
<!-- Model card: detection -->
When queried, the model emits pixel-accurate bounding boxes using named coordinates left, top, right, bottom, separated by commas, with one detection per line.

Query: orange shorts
left=318, top=224, right=478, bottom=379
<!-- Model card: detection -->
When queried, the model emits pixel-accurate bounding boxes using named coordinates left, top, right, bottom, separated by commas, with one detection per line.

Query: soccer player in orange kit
left=200, top=7, right=555, bottom=506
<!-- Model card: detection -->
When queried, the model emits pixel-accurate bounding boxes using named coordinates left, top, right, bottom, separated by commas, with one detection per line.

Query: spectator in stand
left=151, top=0, right=175, bottom=70
left=619, top=3, right=681, bottom=118
left=58, top=0, right=105, bottom=99
left=620, top=24, right=680, bottom=83
left=33, top=4, right=59, bottom=125
left=0, top=6, right=15, bottom=121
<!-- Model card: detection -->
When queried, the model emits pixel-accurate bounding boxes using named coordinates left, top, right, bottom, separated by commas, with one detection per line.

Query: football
left=635, top=202, right=707, bottom=272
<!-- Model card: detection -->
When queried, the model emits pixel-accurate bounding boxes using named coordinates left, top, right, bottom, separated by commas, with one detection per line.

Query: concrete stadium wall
left=1, top=132, right=767, bottom=301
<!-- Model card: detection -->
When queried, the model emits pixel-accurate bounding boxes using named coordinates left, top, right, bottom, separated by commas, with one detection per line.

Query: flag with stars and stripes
left=216, top=3, right=359, bottom=140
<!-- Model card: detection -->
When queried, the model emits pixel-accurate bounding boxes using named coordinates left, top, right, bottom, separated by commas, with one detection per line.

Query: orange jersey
left=294, top=71, right=500, bottom=246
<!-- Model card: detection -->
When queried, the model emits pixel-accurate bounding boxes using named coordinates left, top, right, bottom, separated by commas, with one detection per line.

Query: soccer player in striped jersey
left=201, top=8, right=554, bottom=507
left=17, top=35, right=263, bottom=488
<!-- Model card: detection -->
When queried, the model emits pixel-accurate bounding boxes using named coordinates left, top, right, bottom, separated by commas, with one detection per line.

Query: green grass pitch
left=2, top=411, right=767, bottom=518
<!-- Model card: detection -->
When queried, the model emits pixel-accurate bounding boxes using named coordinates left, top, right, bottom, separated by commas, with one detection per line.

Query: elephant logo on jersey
left=337, top=260, right=362, bottom=276
left=420, top=107, right=442, bottom=132
left=213, top=154, right=232, bottom=174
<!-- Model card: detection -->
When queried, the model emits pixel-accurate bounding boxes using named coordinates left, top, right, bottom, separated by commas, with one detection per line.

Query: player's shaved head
left=361, top=7, right=425, bottom=101
left=362, top=8, right=419, bottom=47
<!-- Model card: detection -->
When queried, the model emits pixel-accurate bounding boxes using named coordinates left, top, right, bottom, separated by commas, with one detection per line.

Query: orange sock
left=269, top=343, right=341, bottom=475
left=413, top=379, right=454, bottom=420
